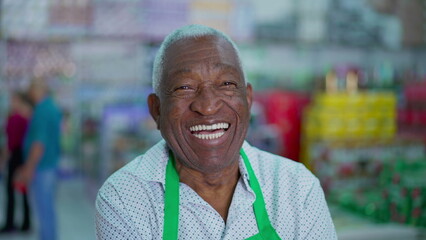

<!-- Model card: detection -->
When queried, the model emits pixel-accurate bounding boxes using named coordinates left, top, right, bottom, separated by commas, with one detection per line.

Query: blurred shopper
left=15, top=79, right=62, bottom=240
left=0, top=92, right=32, bottom=233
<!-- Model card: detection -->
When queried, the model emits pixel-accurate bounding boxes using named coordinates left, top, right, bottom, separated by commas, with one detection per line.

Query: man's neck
left=36, top=96, right=46, bottom=104
left=175, top=160, right=240, bottom=222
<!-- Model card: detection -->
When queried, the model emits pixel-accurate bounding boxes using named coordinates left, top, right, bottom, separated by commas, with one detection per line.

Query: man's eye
left=175, top=86, right=191, bottom=91
left=222, top=81, right=237, bottom=87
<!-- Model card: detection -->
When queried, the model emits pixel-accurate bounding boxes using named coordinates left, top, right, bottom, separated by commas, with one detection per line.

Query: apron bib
left=163, top=149, right=281, bottom=240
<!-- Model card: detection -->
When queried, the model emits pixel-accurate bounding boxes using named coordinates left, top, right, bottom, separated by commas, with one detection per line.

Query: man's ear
left=148, top=93, right=161, bottom=130
left=246, top=83, right=253, bottom=110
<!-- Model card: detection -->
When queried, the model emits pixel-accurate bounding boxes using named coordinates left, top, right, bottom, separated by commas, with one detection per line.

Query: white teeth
left=193, top=132, right=225, bottom=140
left=189, top=123, right=229, bottom=132
left=189, top=122, right=229, bottom=140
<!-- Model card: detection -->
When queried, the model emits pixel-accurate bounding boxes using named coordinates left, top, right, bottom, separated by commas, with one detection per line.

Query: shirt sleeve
left=95, top=182, right=152, bottom=240
left=300, top=177, right=338, bottom=240
left=31, top=112, right=48, bottom=145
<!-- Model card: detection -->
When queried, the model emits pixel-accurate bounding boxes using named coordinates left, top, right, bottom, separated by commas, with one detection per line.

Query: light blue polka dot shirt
left=96, top=140, right=337, bottom=239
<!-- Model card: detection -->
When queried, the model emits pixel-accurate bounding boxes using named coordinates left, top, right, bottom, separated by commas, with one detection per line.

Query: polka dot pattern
left=95, top=140, right=337, bottom=239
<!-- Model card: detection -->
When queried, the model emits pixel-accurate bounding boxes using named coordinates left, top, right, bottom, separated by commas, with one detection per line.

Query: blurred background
left=0, top=0, right=426, bottom=239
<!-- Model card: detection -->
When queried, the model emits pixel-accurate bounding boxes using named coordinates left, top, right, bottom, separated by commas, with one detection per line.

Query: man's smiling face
left=148, top=35, right=252, bottom=173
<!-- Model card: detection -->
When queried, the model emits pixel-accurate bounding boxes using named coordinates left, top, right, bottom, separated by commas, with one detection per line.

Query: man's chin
left=188, top=152, right=241, bottom=172
left=191, top=161, right=238, bottom=174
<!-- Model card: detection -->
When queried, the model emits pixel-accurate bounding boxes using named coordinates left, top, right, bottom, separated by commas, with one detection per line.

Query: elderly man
left=96, top=25, right=337, bottom=240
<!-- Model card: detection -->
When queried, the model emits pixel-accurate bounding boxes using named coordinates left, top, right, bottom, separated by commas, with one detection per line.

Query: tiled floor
left=0, top=176, right=95, bottom=240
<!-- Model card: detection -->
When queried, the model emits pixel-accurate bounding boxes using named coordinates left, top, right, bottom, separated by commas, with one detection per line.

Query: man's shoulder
left=98, top=140, right=168, bottom=192
left=96, top=158, right=156, bottom=204
left=101, top=156, right=143, bottom=187
left=243, top=142, right=316, bottom=183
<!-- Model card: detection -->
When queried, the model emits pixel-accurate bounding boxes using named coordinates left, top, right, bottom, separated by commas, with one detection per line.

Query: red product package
left=255, top=90, right=310, bottom=161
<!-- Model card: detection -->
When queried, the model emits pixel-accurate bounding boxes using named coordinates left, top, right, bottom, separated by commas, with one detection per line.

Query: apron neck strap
left=163, top=151, right=180, bottom=240
left=240, top=149, right=281, bottom=239
left=163, top=149, right=281, bottom=240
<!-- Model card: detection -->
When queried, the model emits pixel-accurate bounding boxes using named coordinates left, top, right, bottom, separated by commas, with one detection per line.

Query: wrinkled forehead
left=163, top=35, right=241, bottom=74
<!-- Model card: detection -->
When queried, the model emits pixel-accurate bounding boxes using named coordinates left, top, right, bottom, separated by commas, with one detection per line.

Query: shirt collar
left=238, top=141, right=256, bottom=196
left=135, top=140, right=255, bottom=193
left=134, top=140, right=170, bottom=184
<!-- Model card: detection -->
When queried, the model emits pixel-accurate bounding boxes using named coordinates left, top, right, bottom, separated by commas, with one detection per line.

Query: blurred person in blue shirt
left=15, top=78, right=62, bottom=240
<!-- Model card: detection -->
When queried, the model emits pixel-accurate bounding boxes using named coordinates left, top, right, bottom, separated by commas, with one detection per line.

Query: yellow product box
left=303, top=107, right=319, bottom=140
left=343, top=111, right=364, bottom=138
left=305, top=91, right=397, bottom=140
left=364, top=93, right=380, bottom=110
left=376, top=92, right=397, bottom=110
left=316, top=93, right=347, bottom=110
left=317, top=111, right=346, bottom=140
left=345, top=93, right=365, bottom=110
left=362, top=111, right=381, bottom=138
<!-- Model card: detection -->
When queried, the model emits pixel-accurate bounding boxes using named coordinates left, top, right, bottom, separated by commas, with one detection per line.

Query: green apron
left=163, top=149, right=281, bottom=240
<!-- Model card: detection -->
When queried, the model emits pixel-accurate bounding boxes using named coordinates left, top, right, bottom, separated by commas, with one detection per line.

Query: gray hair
left=152, top=24, right=245, bottom=94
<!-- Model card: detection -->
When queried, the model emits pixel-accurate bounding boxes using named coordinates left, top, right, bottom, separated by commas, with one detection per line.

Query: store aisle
left=0, top=176, right=95, bottom=240
left=331, top=205, right=426, bottom=240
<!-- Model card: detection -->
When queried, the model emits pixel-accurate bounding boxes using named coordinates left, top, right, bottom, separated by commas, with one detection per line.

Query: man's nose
left=190, top=87, right=223, bottom=115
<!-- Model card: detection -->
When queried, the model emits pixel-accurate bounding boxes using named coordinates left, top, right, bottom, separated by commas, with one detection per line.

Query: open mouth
left=189, top=122, right=230, bottom=140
